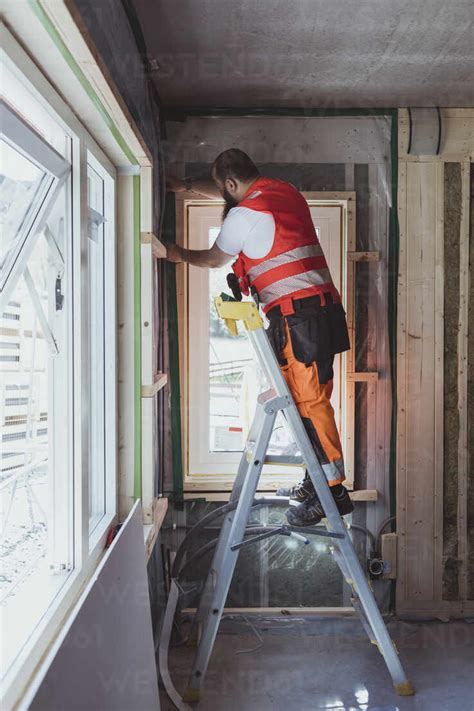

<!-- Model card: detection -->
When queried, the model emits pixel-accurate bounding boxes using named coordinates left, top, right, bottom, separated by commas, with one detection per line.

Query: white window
left=0, top=44, right=116, bottom=685
left=184, top=201, right=347, bottom=488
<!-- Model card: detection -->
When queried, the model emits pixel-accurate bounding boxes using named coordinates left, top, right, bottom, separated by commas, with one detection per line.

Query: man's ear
left=225, top=177, right=238, bottom=193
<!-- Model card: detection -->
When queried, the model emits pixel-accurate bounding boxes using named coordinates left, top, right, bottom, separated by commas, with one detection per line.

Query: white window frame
left=0, top=100, right=70, bottom=309
left=1, top=27, right=118, bottom=704
left=86, top=151, right=117, bottom=544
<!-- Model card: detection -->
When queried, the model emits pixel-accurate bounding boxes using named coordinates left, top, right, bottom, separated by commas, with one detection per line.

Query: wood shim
left=347, top=251, right=380, bottom=262
left=141, top=372, right=168, bottom=398
left=141, top=231, right=167, bottom=259
left=347, top=372, right=379, bottom=382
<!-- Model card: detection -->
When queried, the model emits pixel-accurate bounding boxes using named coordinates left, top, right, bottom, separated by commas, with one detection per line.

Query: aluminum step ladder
left=160, top=297, right=414, bottom=707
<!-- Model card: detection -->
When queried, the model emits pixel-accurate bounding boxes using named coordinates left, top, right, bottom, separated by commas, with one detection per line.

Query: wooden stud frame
left=174, top=191, right=378, bottom=501
left=396, top=119, right=474, bottom=618
left=140, top=171, right=168, bottom=521
left=457, top=162, right=470, bottom=603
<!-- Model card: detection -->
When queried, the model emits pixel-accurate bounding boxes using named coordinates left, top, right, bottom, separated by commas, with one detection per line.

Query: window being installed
left=0, top=48, right=117, bottom=683
left=184, top=200, right=347, bottom=486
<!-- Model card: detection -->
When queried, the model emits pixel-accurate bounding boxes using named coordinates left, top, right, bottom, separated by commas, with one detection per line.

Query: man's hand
left=166, top=175, right=186, bottom=193
left=166, top=243, right=183, bottom=263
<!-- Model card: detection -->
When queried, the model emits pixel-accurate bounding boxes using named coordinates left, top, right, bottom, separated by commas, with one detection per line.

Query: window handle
left=55, top=276, right=64, bottom=311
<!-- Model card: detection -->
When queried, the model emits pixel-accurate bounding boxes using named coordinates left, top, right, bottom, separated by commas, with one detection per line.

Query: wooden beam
left=344, top=195, right=357, bottom=488
left=141, top=372, right=168, bottom=398
left=182, top=489, right=378, bottom=502
left=140, top=168, right=154, bottom=522
left=347, top=251, right=380, bottom=262
left=396, top=160, right=408, bottom=611
left=346, top=372, right=379, bottom=382
left=397, top=161, right=443, bottom=608
left=182, top=607, right=356, bottom=616
left=381, top=533, right=397, bottom=580
left=349, top=489, right=378, bottom=501
left=144, top=497, right=169, bottom=560
left=141, top=231, right=167, bottom=259
left=457, top=162, right=470, bottom=602
left=117, top=175, right=136, bottom=520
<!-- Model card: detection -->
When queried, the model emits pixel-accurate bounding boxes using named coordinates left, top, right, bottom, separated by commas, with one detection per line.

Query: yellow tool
left=214, top=296, right=263, bottom=336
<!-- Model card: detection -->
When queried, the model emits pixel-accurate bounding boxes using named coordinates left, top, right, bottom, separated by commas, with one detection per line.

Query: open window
left=176, top=193, right=355, bottom=493
left=1, top=92, right=74, bottom=675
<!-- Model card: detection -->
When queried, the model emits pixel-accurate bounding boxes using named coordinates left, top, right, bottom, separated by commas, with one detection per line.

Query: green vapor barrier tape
left=133, top=175, right=142, bottom=499
left=163, top=195, right=183, bottom=500
left=28, top=0, right=138, bottom=167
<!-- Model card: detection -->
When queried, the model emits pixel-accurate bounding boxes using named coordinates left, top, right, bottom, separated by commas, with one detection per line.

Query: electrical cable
left=375, top=516, right=396, bottom=552
left=171, top=496, right=288, bottom=577
left=169, top=507, right=376, bottom=581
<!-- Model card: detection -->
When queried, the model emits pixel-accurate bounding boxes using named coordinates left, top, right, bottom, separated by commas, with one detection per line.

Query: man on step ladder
left=166, top=148, right=354, bottom=526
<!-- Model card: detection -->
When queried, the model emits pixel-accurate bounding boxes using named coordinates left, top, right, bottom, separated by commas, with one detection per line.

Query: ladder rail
left=184, top=402, right=278, bottom=700
left=252, top=325, right=410, bottom=688
left=190, top=400, right=267, bottom=638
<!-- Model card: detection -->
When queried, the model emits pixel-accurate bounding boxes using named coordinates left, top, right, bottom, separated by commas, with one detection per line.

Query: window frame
left=0, top=27, right=119, bottom=700
left=175, top=191, right=356, bottom=495
left=85, top=150, right=117, bottom=544
left=0, top=100, right=70, bottom=307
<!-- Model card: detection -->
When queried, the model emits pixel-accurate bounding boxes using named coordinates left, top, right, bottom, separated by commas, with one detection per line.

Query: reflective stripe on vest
left=246, top=244, right=324, bottom=282
left=258, top=268, right=333, bottom=305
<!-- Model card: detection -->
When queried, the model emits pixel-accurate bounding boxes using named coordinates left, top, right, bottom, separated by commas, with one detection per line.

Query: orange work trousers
left=279, top=321, right=345, bottom=487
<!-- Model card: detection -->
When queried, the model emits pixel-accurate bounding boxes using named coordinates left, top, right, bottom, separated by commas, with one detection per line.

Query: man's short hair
left=213, top=149, right=260, bottom=183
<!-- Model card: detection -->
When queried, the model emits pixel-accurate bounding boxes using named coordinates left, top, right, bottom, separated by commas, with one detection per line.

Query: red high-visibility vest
left=231, top=176, right=341, bottom=315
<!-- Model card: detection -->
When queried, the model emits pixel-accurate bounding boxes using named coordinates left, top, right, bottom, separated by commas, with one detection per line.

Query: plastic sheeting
left=163, top=113, right=395, bottom=610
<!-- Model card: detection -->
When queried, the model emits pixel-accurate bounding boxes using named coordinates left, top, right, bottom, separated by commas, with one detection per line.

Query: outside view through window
left=0, top=109, right=72, bottom=676
left=207, top=227, right=293, bottom=454
left=1, top=140, right=51, bottom=608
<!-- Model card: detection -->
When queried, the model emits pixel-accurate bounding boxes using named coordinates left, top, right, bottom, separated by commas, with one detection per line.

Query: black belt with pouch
left=266, top=292, right=350, bottom=367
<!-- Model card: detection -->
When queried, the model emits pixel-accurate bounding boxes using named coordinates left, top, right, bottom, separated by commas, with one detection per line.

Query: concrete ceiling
left=133, top=0, right=474, bottom=109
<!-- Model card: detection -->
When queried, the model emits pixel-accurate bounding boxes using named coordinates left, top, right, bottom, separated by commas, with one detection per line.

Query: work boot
left=276, top=472, right=315, bottom=502
left=285, top=484, right=354, bottom=526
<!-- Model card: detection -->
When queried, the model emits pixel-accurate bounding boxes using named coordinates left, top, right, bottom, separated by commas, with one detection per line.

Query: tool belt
left=266, top=292, right=350, bottom=366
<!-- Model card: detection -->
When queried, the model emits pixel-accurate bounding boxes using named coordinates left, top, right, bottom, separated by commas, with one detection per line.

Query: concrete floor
left=160, top=615, right=474, bottom=711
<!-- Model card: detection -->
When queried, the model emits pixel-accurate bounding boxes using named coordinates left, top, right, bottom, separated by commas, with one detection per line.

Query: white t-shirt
left=215, top=206, right=275, bottom=259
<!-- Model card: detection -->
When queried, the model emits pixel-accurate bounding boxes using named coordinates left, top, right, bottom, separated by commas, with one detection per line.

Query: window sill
left=182, top=483, right=378, bottom=502
left=89, top=512, right=116, bottom=553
